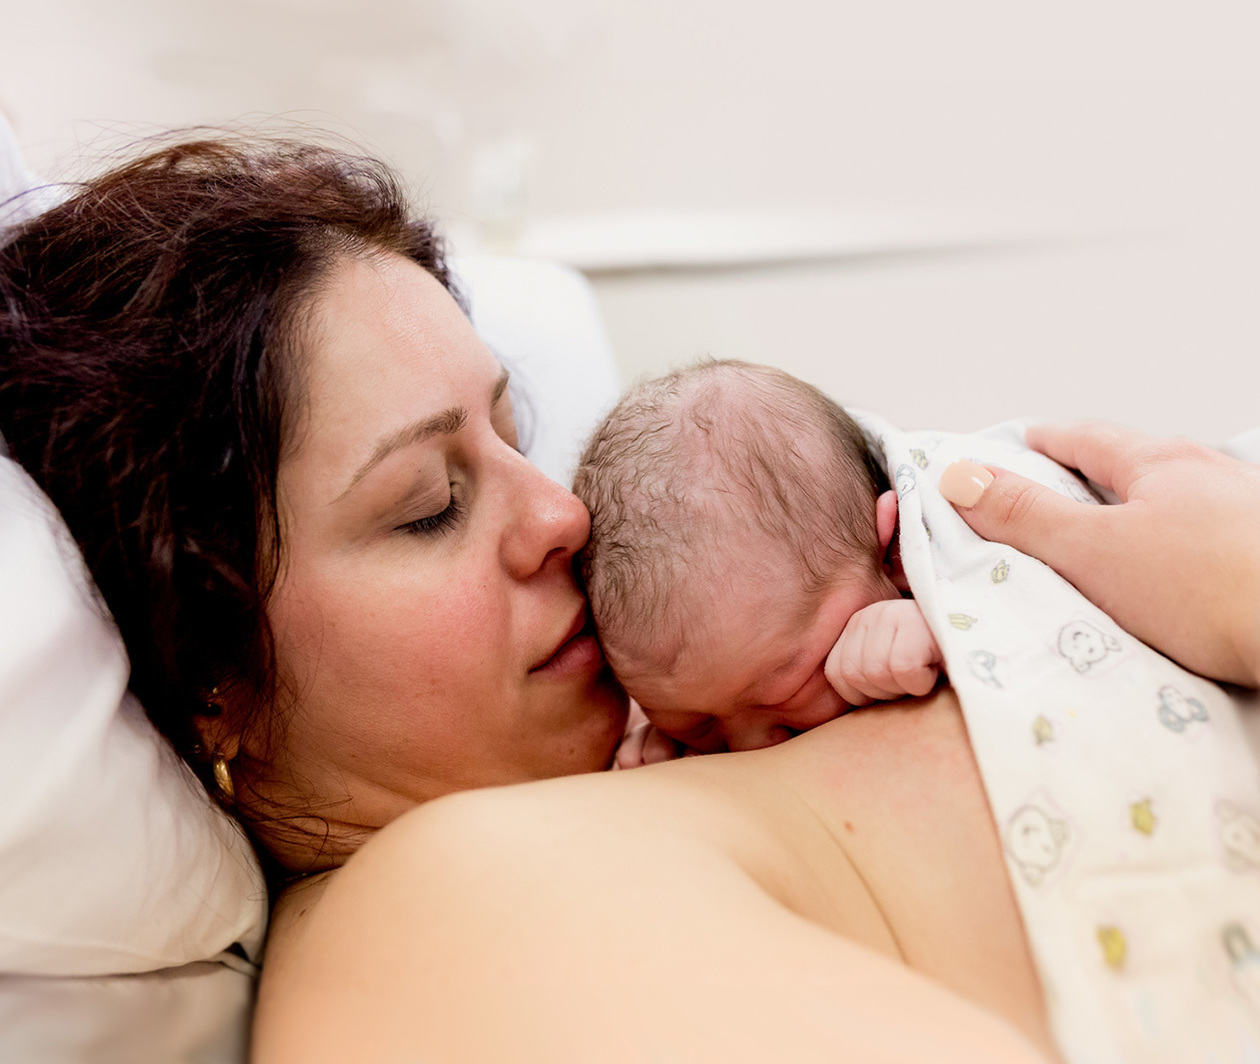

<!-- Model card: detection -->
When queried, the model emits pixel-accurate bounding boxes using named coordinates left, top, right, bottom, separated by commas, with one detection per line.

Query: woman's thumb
left=938, top=459, right=1084, bottom=567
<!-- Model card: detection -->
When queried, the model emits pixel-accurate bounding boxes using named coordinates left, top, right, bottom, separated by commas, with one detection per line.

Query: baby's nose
left=721, top=715, right=796, bottom=752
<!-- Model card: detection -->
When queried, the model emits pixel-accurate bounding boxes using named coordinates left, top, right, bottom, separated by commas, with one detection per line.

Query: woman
left=0, top=138, right=628, bottom=876
left=2, top=136, right=1256, bottom=1062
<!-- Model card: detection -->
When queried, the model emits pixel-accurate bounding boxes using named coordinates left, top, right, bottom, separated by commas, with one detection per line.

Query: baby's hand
left=824, top=599, right=943, bottom=706
left=614, top=717, right=687, bottom=769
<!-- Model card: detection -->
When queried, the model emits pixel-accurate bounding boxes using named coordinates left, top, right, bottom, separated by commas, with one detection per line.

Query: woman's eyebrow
left=337, top=370, right=510, bottom=501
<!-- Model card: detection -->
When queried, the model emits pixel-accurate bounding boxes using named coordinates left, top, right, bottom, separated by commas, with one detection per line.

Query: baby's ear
left=875, top=489, right=899, bottom=552
left=875, top=490, right=910, bottom=593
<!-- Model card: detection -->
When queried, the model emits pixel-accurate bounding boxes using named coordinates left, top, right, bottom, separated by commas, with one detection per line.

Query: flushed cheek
left=332, top=592, right=511, bottom=702
left=274, top=561, right=506, bottom=704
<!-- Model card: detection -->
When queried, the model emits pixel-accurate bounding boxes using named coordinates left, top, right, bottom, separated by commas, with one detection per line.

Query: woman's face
left=248, top=253, right=627, bottom=855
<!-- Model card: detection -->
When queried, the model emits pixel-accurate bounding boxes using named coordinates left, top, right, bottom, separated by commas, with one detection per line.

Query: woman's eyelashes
left=390, top=423, right=516, bottom=538
left=397, top=486, right=463, bottom=537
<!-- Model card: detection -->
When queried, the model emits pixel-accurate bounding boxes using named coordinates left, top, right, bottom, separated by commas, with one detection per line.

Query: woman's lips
left=530, top=609, right=602, bottom=677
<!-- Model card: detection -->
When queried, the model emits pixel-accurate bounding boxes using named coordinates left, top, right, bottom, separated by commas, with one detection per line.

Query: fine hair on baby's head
left=573, top=358, right=888, bottom=680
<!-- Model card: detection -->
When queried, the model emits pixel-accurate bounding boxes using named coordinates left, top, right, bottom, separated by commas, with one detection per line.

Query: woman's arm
left=254, top=778, right=1053, bottom=1064
left=940, top=420, right=1260, bottom=688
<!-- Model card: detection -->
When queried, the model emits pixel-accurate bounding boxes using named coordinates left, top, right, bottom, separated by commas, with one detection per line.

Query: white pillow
left=0, top=456, right=268, bottom=975
left=453, top=254, right=623, bottom=487
left=0, top=962, right=255, bottom=1064
left=0, top=114, right=59, bottom=228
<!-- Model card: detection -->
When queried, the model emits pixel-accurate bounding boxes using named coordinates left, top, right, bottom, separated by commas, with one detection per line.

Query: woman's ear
left=193, top=682, right=245, bottom=761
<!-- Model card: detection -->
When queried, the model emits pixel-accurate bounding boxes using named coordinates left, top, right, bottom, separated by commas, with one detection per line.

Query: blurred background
left=2, top=0, right=1257, bottom=440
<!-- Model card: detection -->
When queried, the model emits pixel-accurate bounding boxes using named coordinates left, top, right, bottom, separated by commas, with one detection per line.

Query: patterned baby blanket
left=857, top=413, right=1260, bottom=1064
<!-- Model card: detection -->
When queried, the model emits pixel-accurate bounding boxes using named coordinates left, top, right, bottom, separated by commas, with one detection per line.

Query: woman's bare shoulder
left=257, top=777, right=721, bottom=967
left=254, top=773, right=765, bottom=1061
left=261, top=685, right=970, bottom=980
left=262, top=686, right=967, bottom=922
left=253, top=735, right=1048, bottom=1064
left=260, top=779, right=611, bottom=964
left=263, top=760, right=783, bottom=961
left=254, top=688, right=1054, bottom=1063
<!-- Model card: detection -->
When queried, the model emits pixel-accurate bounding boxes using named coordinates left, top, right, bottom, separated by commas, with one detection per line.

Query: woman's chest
left=764, top=694, right=1057, bottom=1053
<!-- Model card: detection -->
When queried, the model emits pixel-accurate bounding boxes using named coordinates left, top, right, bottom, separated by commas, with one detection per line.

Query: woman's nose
left=502, top=456, right=591, bottom=579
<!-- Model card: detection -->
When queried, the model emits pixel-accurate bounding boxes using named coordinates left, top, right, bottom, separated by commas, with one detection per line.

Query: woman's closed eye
left=397, top=486, right=463, bottom=537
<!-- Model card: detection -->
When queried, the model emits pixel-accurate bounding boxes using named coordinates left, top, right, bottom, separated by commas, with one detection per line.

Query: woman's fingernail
left=939, top=460, right=995, bottom=508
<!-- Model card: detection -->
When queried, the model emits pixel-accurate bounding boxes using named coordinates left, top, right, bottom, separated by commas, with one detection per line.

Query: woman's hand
left=938, top=420, right=1260, bottom=688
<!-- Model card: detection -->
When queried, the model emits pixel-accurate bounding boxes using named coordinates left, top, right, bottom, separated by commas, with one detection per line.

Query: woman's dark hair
left=0, top=136, right=457, bottom=817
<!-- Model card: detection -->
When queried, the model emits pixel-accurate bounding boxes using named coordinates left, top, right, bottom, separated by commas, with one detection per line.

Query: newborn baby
left=573, top=359, right=944, bottom=766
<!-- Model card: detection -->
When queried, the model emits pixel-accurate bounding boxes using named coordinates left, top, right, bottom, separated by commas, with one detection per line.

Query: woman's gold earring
left=212, top=754, right=235, bottom=802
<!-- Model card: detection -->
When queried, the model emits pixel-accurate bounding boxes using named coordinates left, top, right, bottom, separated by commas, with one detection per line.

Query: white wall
left=3, top=0, right=1257, bottom=439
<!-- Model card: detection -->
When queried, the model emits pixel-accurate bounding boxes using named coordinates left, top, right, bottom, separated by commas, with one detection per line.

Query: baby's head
left=574, top=360, right=899, bottom=752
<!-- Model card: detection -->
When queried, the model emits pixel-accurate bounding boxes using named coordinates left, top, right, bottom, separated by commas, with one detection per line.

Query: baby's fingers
left=642, top=726, right=684, bottom=765
left=825, top=626, right=873, bottom=706
left=826, top=644, right=903, bottom=704
left=854, top=653, right=922, bottom=702
left=889, top=660, right=941, bottom=698
left=886, top=616, right=943, bottom=697
left=614, top=722, right=653, bottom=769
left=846, top=610, right=909, bottom=702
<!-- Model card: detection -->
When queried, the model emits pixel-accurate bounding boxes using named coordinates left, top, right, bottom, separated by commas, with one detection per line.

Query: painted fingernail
left=939, top=460, right=995, bottom=508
